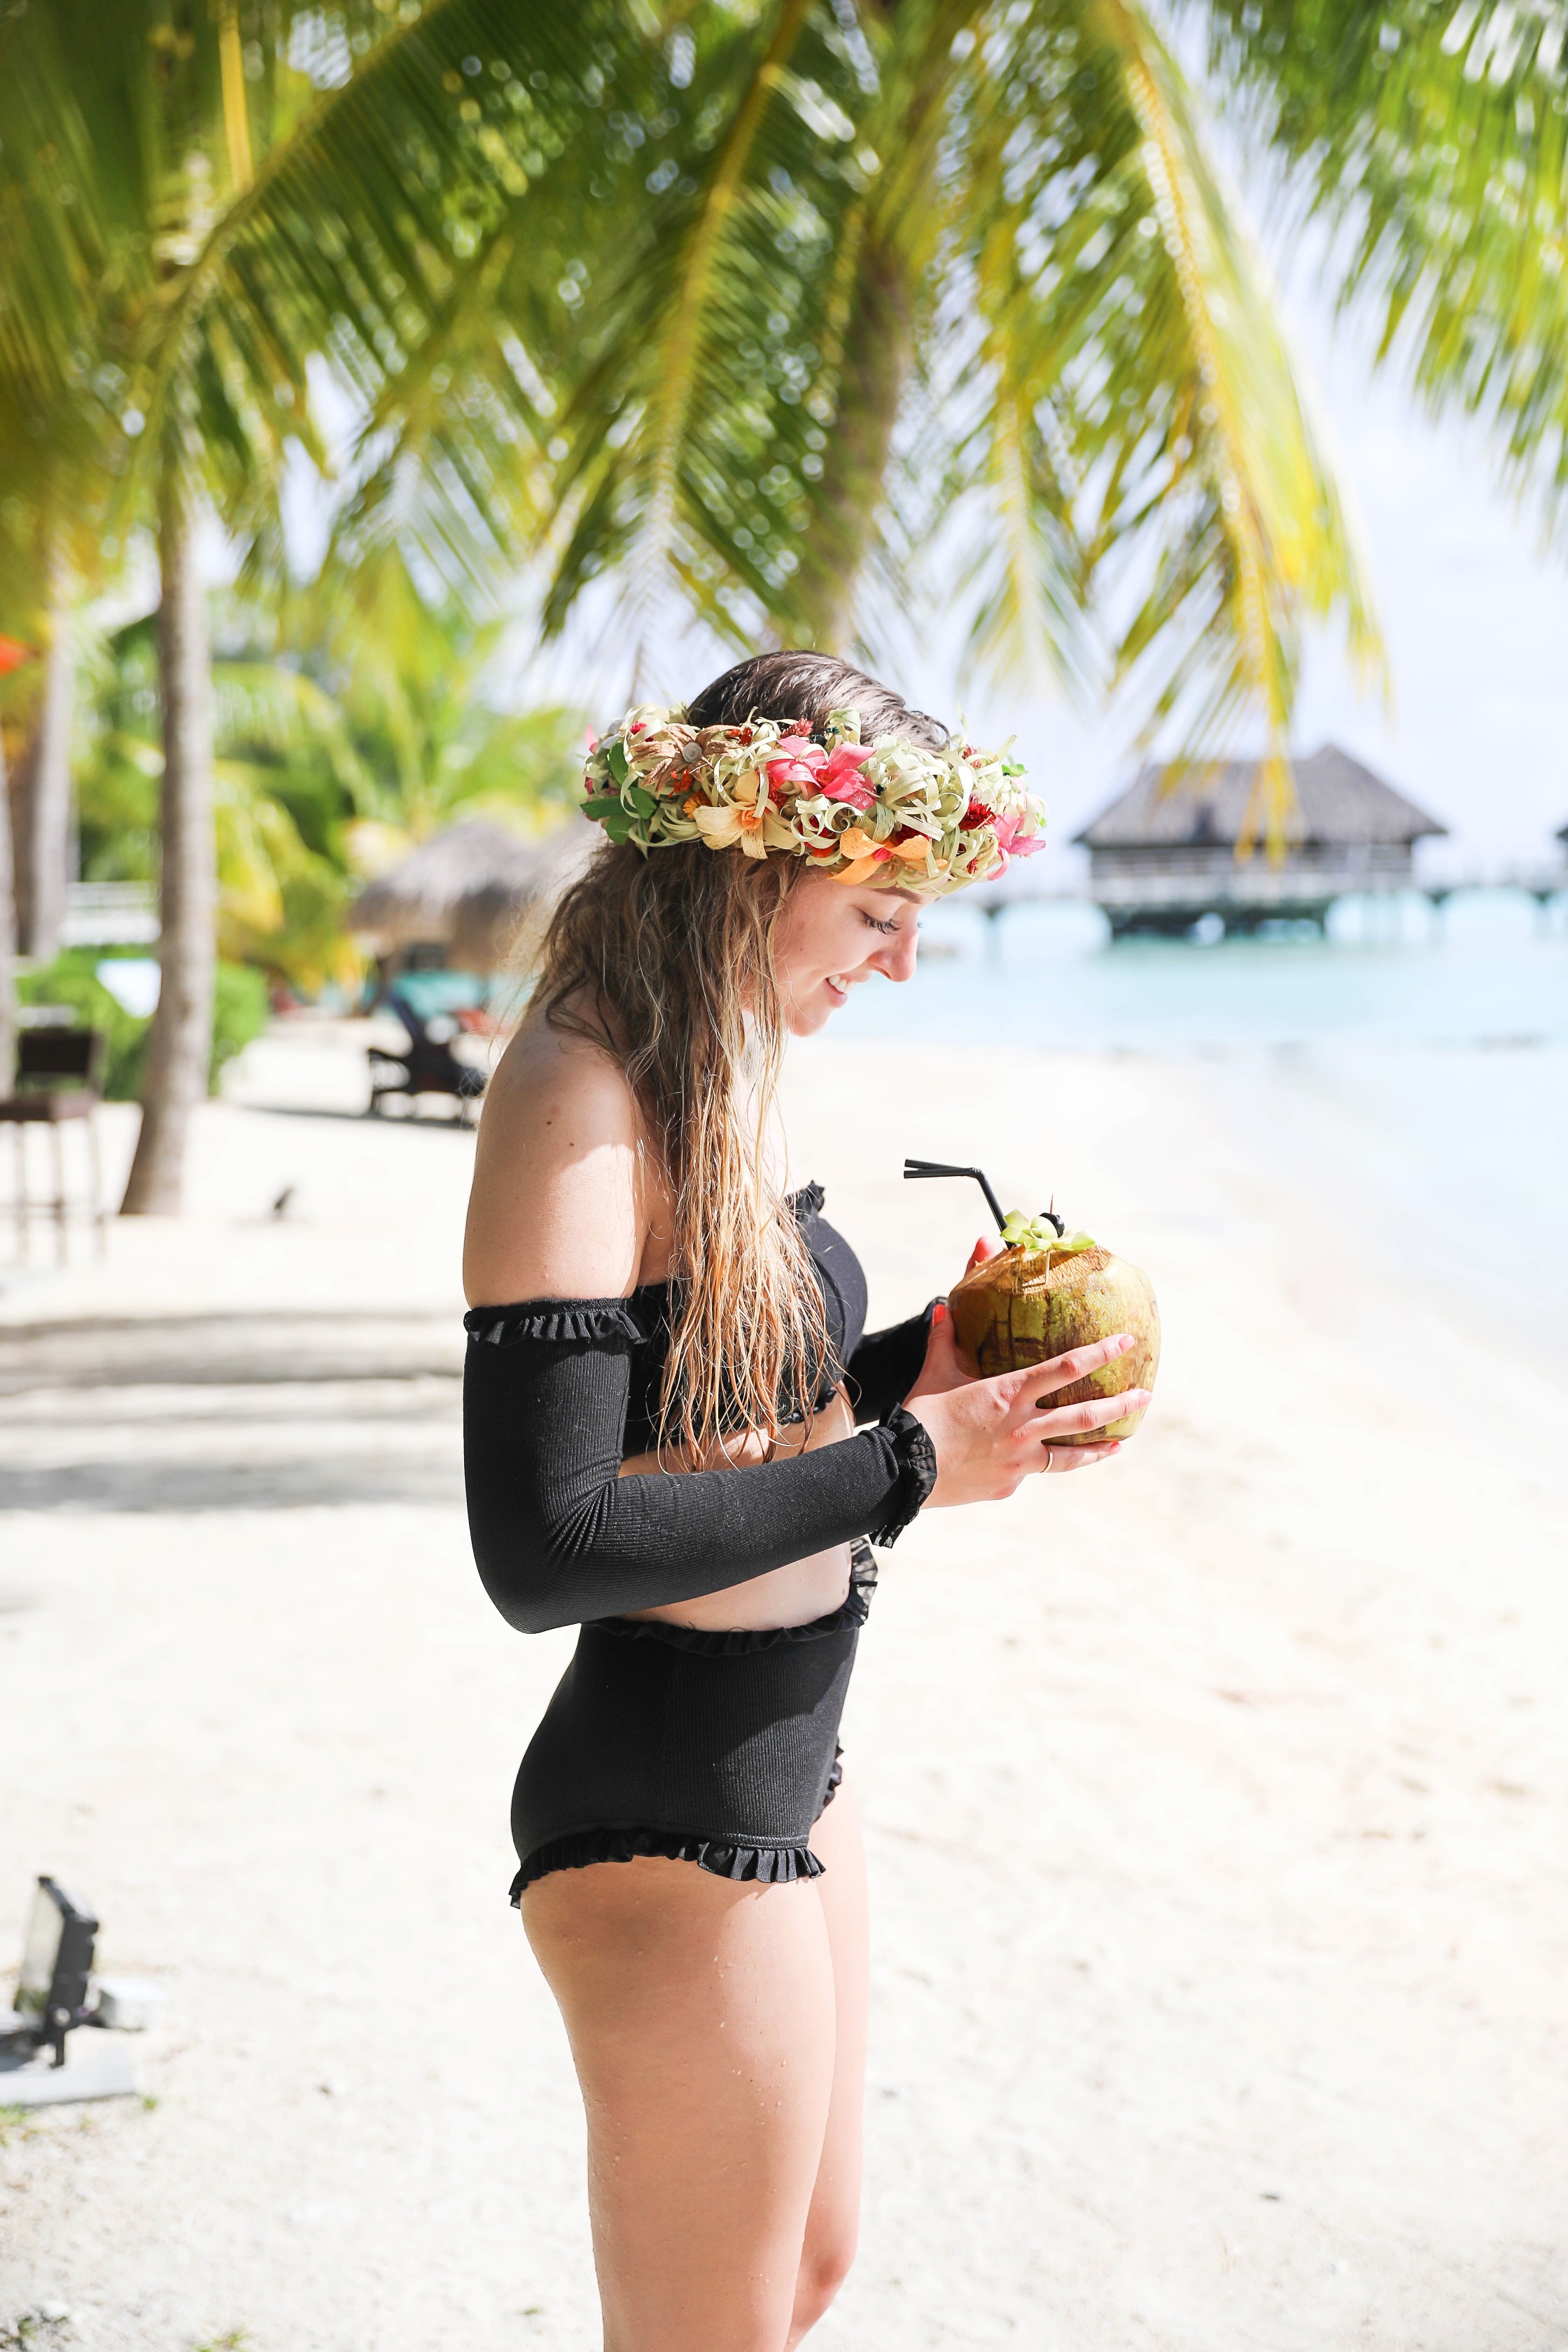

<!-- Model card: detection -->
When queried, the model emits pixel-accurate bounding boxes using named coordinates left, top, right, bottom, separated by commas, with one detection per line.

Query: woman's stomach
left=616, top=1389, right=857, bottom=1632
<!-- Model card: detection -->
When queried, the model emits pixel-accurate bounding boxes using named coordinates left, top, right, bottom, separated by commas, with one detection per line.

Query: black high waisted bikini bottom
left=509, top=1544, right=876, bottom=1900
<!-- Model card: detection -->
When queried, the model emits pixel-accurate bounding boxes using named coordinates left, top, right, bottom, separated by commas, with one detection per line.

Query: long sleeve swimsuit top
left=463, top=1183, right=939, bottom=1634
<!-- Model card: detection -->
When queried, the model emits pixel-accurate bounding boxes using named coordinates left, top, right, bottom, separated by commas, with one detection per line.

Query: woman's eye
left=861, top=912, right=898, bottom=937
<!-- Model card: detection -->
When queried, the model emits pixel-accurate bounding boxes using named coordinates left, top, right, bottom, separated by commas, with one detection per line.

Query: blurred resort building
left=1072, top=746, right=1448, bottom=939
left=348, top=818, right=593, bottom=979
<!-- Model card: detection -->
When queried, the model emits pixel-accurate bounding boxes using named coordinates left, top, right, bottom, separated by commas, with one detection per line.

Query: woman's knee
left=791, top=2222, right=858, bottom=2337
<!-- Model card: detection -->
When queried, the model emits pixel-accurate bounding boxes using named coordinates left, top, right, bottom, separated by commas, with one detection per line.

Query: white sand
left=1, top=1023, right=1564, bottom=2351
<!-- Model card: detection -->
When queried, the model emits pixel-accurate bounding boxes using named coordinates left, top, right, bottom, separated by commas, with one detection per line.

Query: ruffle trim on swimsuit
left=510, top=1826, right=825, bottom=1903
left=596, top=1562, right=874, bottom=1653
left=463, top=1298, right=645, bottom=1348
left=790, top=1179, right=825, bottom=1222
left=868, top=1402, right=939, bottom=1546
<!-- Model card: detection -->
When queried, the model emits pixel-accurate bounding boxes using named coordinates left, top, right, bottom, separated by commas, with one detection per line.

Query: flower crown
left=580, top=703, right=1046, bottom=895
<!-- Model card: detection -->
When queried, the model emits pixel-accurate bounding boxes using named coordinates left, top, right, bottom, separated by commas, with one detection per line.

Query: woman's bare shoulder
left=463, top=1011, right=644, bottom=1307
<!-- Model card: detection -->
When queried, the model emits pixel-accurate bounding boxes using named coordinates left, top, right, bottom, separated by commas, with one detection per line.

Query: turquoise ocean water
left=834, top=890, right=1568, bottom=1370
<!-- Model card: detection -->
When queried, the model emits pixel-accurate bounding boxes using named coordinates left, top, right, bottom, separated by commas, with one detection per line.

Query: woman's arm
left=842, top=1235, right=1006, bottom=1423
left=463, top=1025, right=1142, bottom=1634
left=844, top=1308, right=937, bottom=1426
left=463, top=1016, right=650, bottom=1304
left=463, top=1326, right=934, bottom=1632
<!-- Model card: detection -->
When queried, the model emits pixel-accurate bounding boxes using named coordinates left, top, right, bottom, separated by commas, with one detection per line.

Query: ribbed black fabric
left=510, top=1555, right=874, bottom=1897
left=464, top=1185, right=933, bottom=1455
left=463, top=1188, right=938, bottom=1634
left=465, top=1188, right=937, bottom=1895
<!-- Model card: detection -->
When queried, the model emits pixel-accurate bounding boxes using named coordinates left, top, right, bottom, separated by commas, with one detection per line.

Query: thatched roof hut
left=1071, top=746, right=1448, bottom=937
left=349, top=818, right=596, bottom=972
left=1075, top=744, right=1446, bottom=853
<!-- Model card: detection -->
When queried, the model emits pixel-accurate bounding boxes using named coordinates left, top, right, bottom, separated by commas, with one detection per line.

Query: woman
left=463, top=651, right=1148, bottom=2351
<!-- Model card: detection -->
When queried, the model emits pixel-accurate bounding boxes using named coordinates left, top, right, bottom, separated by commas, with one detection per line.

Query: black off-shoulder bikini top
left=462, top=1183, right=938, bottom=1633
left=465, top=1181, right=867, bottom=1457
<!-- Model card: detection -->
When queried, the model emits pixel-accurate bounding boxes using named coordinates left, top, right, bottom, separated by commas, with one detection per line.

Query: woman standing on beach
left=462, top=651, right=1148, bottom=2351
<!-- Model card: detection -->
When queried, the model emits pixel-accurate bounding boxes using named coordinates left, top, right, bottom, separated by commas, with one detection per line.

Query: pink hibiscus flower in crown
left=765, top=734, right=878, bottom=813
left=985, top=805, right=1044, bottom=865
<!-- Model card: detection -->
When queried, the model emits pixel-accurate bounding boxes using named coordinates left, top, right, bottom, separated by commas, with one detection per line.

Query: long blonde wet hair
left=534, top=652, right=948, bottom=1460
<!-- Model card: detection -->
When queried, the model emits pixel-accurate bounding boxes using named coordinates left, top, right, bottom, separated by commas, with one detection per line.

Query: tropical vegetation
left=16, top=949, right=270, bottom=1102
left=1, top=0, right=1565, bottom=1210
left=74, top=556, right=583, bottom=994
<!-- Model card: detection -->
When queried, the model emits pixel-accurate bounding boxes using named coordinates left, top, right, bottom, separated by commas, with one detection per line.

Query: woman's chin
left=785, top=989, right=841, bottom=1037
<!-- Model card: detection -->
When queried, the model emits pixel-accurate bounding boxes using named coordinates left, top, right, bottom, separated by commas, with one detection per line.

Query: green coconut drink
left=946, top=1210, right=1161, bottom=1443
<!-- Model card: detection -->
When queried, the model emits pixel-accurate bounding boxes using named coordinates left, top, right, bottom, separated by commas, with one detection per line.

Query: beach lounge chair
left=366, top=986, right=489, bottom=1121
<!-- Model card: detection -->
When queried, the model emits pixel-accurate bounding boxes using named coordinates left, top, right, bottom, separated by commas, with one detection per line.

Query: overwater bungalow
left=1072, top=745, right=1448, bottom=939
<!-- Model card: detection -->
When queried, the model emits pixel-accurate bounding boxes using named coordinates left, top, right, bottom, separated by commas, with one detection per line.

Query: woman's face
left=773, top=872, right=920, bottom=1036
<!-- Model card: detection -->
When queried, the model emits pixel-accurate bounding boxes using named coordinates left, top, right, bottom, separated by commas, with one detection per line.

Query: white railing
left=1086, top=859, right=1412, bottom=909
left=968, top=860, right=1568, bottom=914
left=59, top=883, right=159, bottom=947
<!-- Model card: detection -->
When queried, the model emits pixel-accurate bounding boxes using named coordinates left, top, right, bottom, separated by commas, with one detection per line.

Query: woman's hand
left=904, top=1302, right=1149, bottom=1501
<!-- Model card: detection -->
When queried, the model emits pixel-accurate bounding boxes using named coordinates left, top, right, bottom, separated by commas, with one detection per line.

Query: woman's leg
left=523, top=1856, right=839, bottom=2352
left=789, top=1783, right=869, bottom=2346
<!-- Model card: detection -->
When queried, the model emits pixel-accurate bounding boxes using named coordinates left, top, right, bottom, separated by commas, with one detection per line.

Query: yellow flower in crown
left=689, top=766, right=799, bottom=860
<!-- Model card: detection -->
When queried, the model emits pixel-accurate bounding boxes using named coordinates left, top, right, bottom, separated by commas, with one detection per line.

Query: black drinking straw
left=902, top=1158, right=1066, bottom=1240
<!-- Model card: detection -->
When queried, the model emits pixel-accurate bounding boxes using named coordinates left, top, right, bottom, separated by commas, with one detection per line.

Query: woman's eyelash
left=860, top=912, right=899, bottom=936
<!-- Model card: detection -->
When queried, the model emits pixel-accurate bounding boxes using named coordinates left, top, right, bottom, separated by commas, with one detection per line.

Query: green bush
left=16, top=951, right=271, bottom=1100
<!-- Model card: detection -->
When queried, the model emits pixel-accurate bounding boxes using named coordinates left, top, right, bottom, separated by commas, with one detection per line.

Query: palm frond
left=1203, top=0, right=1568, bottom=549
left=953, top=0, right=1379, bottom=763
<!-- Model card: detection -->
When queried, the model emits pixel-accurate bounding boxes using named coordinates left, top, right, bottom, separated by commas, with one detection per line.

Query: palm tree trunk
left=16, top=532, right=75, bottom=961
left=788, top=230, right=915, bottom=651
left=0, top=720, right=16, bottom=1099
left=120, top=465, right=216, bottom=1216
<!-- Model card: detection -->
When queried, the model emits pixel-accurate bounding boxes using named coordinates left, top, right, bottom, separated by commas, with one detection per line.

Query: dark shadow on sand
left=0, top=1451, right=464, bottom=1513
left=0, top=1308, right=465, bottom=1394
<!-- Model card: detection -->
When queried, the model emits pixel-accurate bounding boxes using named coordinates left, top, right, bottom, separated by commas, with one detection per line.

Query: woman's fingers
left=1022, top=1387, right=1152, bottom=1443
left=911, top=1327, right=1148, bottom=1506
left=909, top=1299, right=972, bottom=1399
left=1044, top=1439, right=1122, bottom=1472
left=991, top=1334, right=1138, bottom=1419
left=963, top=1234, right=1003, bottom=1275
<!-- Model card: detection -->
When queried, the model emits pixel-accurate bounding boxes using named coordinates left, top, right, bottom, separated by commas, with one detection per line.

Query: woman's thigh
left=523, top=1856, right=839, bottom=2352
left=791, top=1784, right=869, bottom=2342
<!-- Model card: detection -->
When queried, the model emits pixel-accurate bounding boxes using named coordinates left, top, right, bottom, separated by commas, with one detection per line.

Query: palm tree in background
left=0, top=245, right=118, bottom=974
left=1199, top=0, right=1568, bottom=541
left=74, top=556, right=583, bottom=994
left=0, top=0, right=586, bottom=1208
left=0, top=636, right=36, bottom=1096
left=6, top=0, right=1568, bottom=1214
left=347, top=0, right=1380, bottom=771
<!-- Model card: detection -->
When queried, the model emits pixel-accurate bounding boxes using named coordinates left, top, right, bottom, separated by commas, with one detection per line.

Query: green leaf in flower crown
left=625, top=783, right=657, bottom=817
left=604, top=740, right=631, bottom=785
left=600, top=805, right=637, bottom=846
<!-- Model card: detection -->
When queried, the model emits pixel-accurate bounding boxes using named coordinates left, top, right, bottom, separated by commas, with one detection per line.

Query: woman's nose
left=874, top=926, right=919, bottom=983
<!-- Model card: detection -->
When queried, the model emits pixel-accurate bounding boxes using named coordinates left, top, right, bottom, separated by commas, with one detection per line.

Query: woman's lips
left=824, top=973, right=848, bottom=1003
